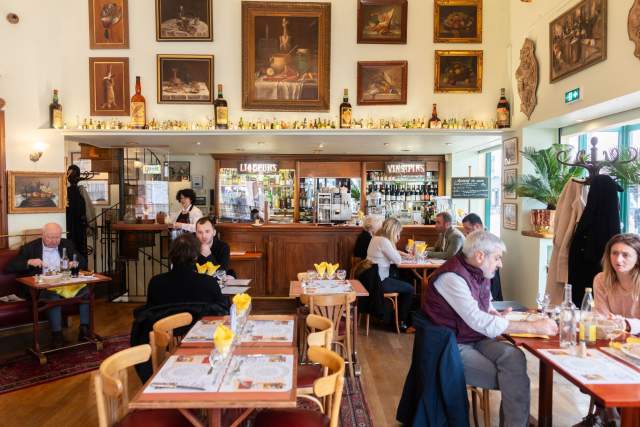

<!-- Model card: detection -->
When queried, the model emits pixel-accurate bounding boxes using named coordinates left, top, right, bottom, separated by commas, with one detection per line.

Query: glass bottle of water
left=60, top=248, right=69, bottom=272
left=579, top=287, right=596, bottom=344
left=559, top=284, right=577, bottom=348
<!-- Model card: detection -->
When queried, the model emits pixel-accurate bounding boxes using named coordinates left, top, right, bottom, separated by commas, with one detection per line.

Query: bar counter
left=216, top=223, right=440, bottom=297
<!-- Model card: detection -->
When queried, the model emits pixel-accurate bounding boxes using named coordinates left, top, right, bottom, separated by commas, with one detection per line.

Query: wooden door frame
left=0, top=110, right=7, bottom=248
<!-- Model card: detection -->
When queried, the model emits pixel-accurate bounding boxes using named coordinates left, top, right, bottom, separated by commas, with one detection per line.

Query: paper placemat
left=218, top=354, right=293, bottom=392
left=304, top=280, right=353, bottom=295
left=145, top=354, right=224, bottom=393
left=182, top=319, right=225, bottom=343
left=539, top=348, right=640, bottom=384
left=222, top=286, right=251, bottom=295
left=600, top=347, right=640, bottom=369
left=240, top=320, right=294, bottom=343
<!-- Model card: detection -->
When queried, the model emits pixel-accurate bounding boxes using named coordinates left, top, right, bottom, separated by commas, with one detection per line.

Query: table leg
left=207, top=409, right=221, bottom=427
left=29, top=288, right=46, bottom=364
left=352, top=304, right=359, bottom=372
left=620, top=408, right=640, bottom=427
left=538, top=360, right=553, bottom=427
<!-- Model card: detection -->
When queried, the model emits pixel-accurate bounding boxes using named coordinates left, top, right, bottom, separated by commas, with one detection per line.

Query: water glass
left=597, top=317, right=627, bottom=346
left=326, top=270, right=336, bottom=280
left=214, top=269, right=227, bottom=284
left=336, top=269, right=347, bottom=281
left=306, top=270, right=318, bottom=282
left=536, top=292, right=550, bottom=313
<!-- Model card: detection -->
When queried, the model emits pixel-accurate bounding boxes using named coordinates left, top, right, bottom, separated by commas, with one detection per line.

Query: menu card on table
left=539, top=349, right=640, bottom=384
left=218, top=354, right=294, bottom=392
left=145, top=354, right=223, bottom=393
left=240, top=320, right=294, bottom=343
left=304, top=280, right=353, bottom=295
left=181, top=319, right=225, bottom=343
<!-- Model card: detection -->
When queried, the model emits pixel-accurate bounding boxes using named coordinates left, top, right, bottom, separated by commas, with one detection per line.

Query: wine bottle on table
left=49, top=89, right=63, bottom=129
left=496, top=88, right=511, bottom=128
left=214, top=84, right=228, bottom=129
left=130, top=76, right=146, bottom=129
left=340, top=89, right=352, bottom=129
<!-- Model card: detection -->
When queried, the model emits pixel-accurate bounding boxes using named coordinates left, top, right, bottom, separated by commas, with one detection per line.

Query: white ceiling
left=63, top=128, right=507, bottom=156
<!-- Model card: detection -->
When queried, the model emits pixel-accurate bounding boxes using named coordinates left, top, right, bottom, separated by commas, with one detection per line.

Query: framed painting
left=168, top=161, right=191, bottom=181
left=242, top=1, right=331, bottom=111
left=157, top=54, right=214, bottom=104
left=434, top=50, right=483, bottom=92
left=357, top=0, right=407, bottom=44
left=89, top=57, right=130, bottom=116
left=434, top=0, right=482, bottom=43
left=550, top=0, right=607, bottom=83
left=357, top=61, right=407, bottom=105
left=89, top=0, right=129, bottom=49
left=503, top=137, right=519, bottom=166
left=503, top=203, right=518, bottom=230
left=156, top=0, right=213, bottom=41
left=8, top=171, right=66, bottom=214
left=503, top=169, right=517, bottom=199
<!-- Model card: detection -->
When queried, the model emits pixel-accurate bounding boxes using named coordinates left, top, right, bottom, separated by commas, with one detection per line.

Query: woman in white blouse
left=367, top=217, right=415, bottom=332
left=168, top=188, right=203, bottom=234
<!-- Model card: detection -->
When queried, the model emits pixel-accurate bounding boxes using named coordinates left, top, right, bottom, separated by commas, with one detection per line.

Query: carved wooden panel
left=630, top=0, right=640, bottom=59
left=515, top=38, right=539, bottom=120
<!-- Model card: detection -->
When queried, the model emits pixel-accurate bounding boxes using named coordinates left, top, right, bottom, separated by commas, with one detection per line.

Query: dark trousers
left=381, top=277, right=414, bottom=323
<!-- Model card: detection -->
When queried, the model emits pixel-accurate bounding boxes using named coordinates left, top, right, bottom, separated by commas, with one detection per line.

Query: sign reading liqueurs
left=238, top=162, right=279, bottom=174
left=385, top=162, right=426, bottom=176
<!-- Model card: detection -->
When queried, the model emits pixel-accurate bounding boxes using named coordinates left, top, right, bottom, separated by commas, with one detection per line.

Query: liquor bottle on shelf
left=49, top=89, right=63, bottom=129
left=496, top=88, right=511, bottom=128
left=428, top=103, right=442, bottom=129
left=130, top=76, right=146, bottom=129
left=340, top=89, right=352, bottom=129
left=214, top=84, right=229, bottom=129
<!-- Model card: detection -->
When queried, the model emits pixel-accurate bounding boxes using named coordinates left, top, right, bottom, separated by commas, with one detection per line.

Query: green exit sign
left=564, top=88, right=582, bottom=104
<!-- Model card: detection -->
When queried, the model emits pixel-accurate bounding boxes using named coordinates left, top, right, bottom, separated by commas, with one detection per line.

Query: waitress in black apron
left=169, top=188, right=203, bottom=239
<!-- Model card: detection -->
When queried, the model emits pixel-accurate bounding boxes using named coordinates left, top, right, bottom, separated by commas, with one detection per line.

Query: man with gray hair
left=423, top=230, right=557, bottom=427
left=427, top=211, right=465, bottom=260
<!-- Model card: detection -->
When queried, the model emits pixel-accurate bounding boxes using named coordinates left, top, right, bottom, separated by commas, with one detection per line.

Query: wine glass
left=214, top=269, right=227, bottom=285
left=536, top=292, right=551, bottom=314
left=597, top=317, right=627, bottom=346
left=336, top=269, right=347, bottom=281
left=326, top=269, right=336, bottom=280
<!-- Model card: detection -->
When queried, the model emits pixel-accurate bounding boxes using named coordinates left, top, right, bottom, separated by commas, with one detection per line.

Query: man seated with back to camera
left=423, top=231, right=558, bottom=427
left=427, top=211, right=465, bottom=260
left=462, top=213, right=503, bottom=301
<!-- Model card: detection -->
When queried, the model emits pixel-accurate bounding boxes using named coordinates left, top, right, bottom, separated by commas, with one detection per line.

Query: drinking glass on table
left=214, top=269, right=227, bottom=286
left=336, top=269, right=347, bottom=281
left=597, top=316, right=627, bottom=346
left=536, top=292, right=551, bottom=314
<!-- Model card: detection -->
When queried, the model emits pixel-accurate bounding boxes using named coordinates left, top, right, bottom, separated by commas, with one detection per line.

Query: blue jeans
left=381, top=277, right=414, bottom=323
left=39, top=287, right=90, bottom=332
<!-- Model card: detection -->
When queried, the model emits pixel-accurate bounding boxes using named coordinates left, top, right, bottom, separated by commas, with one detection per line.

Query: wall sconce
left=29, top=141, right=46, bottom=163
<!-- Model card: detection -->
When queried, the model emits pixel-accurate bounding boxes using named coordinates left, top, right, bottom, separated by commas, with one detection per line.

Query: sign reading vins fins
left=385, top=162, right=426, bottom=176
left=238, top=162, right=279, bottom=174
left=451, top=177, right=489, bottom=199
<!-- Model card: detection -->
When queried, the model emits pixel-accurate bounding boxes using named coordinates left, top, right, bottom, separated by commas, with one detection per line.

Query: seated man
left=427, top=211, right=465, bottom=260
left=7, top=223, right=88, bottom=348
left=423, top=231, right=557, bottom=427
left=194, top=217, right=235, bottom=278
left=462, top=213, right=503, bottom=301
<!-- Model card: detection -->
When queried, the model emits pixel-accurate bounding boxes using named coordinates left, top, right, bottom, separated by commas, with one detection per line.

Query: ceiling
left=63, top=128, right=507, bottom=156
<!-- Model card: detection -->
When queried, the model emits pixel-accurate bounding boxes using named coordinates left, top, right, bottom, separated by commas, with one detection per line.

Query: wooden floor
left=0, top=300, right=590, bottom=427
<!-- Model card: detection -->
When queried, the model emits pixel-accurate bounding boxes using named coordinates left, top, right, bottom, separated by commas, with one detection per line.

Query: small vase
left=530, top=209, right=555, bottom=234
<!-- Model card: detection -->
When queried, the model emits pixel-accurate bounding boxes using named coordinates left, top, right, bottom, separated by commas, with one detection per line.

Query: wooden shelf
left=521, top=230, right=554, bottom=239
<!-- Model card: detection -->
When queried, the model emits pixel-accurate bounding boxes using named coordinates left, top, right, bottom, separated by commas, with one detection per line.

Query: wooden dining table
left=506, top=335, right=640, bottom=427
left=397, top=259, right=443, bottom=306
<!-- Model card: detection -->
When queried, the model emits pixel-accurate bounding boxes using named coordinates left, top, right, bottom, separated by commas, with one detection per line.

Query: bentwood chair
left=254, top=347, right=345, bottom=427
left=297, top=314, right=334, bottom=396
left=93, top=344, right=191, bottom=427
left=468, top=386, right=491, bottom=427
left=149, top=312, right=193, bottom=373
left=300, top=292, right=357, bottom=378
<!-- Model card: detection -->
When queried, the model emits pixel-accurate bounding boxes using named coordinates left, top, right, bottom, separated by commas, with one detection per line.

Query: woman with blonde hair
left=593, top=233, right=640, bottom=334
left=367, top=217, right=414, bottom=332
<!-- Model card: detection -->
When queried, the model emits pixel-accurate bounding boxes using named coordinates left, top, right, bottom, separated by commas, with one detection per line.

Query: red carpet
left=0, top=334, right=130, bottom=394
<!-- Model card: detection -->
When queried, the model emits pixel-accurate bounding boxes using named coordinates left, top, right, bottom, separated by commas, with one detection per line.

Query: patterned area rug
left=0, top=334, right=130, bottom=394
left=339, top=377, right=375, bottom=427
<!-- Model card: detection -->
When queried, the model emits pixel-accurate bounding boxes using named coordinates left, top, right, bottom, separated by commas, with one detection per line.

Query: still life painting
left=434, top=0, right=482, bottom=43
left=434, top=50, right=483, bottom=93
left=357, top=0, right=407, bottom=44
left=157, top=54, right=214, bottom=104
left=156, top=0, right=213, bottom=41
left=8, top=172, right=66, bottom=214
left=357, top=61, right=407, bottom=105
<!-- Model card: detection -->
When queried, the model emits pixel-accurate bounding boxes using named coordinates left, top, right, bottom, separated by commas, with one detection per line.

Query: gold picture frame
left=434, top=0, right=482, bottom=43
left=156, top=54, right=214, bottom=104
left=503, top=203, right=518, bottom=230
left=242, top=1, right=332, bottom=111
left=155, top=0, right=213, bottom=42
left=89, top=0, right=129, bottom=49
left=8, top=171, right=67, bottom=214
left=434, top=50, right=483, bottom=93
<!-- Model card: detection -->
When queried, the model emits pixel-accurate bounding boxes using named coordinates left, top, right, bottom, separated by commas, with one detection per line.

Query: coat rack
left=556, top=136, right=638, bottom=184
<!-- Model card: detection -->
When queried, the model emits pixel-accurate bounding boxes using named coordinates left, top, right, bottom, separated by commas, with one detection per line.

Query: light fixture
left=576, top=119, right=584, bottom=123
left=195, top=141, right=201, bottom=145
left=29, top=141, right=46, bottom=163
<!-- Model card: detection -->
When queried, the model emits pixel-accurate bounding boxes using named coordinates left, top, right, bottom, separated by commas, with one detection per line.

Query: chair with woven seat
left=94, top=344, right=192, bottom=427
left=297, top=313, right=334, bottom=396
left=254, top=346, right=345, bottom=427
left=300, top=292, right=357, bottom=378
left=149, top=312, right=193, bottom=373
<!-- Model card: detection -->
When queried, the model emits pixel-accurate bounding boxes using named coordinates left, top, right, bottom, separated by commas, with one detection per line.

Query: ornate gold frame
left=156, top=54, right=215, bottom=104
left=434, top=50, right=483, bottom=93
left=155, top=0, right=213, bottom=42
left=8, top=171, right=67, bottom=214
left=434, top=0, right=482, bottom=43
left=242, top=1, right=331, bottom=111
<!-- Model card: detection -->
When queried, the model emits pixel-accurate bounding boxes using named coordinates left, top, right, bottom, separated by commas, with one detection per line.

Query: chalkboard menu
left=451, top=177, right=489, bottom=199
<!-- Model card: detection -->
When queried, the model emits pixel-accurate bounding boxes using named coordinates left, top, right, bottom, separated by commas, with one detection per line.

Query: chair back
left=149, top=312, right=193, bottom=372
left=351, top=258, right=372, bottom=281
left=300, top=293, right=356, bottom=339
left=306, top=313, right=333, bottom=350
left=308, top=346, right=345, bottom=427
left=94, top=344, right=152, bottom=427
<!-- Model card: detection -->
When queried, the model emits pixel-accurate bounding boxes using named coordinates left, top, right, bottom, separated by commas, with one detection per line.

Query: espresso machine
left=316, top=190, right=352, bottom=223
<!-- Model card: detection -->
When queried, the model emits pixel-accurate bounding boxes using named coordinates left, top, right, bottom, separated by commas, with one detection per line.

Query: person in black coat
left=194, top=217, right=235, bottom=277
left=353, top=214, right=384, bottom=260
left=147, top=233, right=225, bottom=308
left=6, top=223, right=88, bottom=347
left=461, top=213, right=503, bottom=301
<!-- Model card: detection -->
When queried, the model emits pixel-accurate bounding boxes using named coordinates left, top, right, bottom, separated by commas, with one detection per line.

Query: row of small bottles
left=269, top=187, right=295, bottom=211
left=367, top=171, right=438, bottom=182
left=368, top=183, right=438, bottom=203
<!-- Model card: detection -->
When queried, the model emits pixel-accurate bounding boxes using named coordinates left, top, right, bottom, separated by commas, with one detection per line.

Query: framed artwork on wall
left=357, top=0, right=407, bottom=44
left=503, top=203, right=518, bottom=230
left=157, top=54, right=214, bottom=104
left=503, top=169, right=517, bottom=199
left=89, top=57, right=130, bottom=116
left=242, top=1, right=331, bottom=111
left=8, top=171, right=66, bottom=214
left=549, top=0, right=607, bottom=83
left=434, top=50, right=483, bottom=93
left=503, top=137, right=519, bottom=166
left=155, top=0, right=213, bottom=41
left=168, top=161, right=191, bottom=181
left=434, top=0, right=482, bottom=43
left=88, top=0, right=129, bottom=49
left=357, top=61, right=407, bottom=105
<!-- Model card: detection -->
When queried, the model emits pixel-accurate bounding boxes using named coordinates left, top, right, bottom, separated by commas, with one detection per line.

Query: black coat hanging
left=66, top=165, right=88, bottom=257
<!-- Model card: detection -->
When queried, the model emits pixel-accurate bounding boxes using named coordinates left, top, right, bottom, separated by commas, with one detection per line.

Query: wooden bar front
left=217, top=224, right=440, bottom=297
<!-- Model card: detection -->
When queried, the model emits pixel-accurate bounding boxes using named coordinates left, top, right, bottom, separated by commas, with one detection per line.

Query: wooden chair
left=364, top=292, right=400, bottom=335
left=94, top=344, right=191, bottom=427
left=297, top=314, right=334, bottom=396
left=254, top=347, right=345, bottom=427
left=149, top=312, right=193, bottom=372
left=300, top=292, right=357, bottom=378
left=468, top=386, right=491, bottom=427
